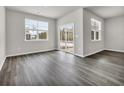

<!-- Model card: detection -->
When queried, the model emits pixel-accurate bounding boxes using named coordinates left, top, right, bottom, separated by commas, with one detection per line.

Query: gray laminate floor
left=0, top=50, right=124, bottom=86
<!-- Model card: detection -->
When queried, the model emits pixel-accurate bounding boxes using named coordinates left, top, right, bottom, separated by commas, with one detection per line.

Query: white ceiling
left=86, top=6, right=124, bottom=19
left=6, top=6, right=124, bottom=19
left=6, top=6, right=82, bottom=19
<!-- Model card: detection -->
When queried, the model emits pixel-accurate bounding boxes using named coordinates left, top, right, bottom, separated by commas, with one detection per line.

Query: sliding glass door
left=59, top=23, right=74, bottom=54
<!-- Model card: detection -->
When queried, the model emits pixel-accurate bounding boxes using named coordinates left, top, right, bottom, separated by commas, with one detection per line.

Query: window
left=25, top=18, right=48, bottom=41
left=91, top=18, right=102, bottom=41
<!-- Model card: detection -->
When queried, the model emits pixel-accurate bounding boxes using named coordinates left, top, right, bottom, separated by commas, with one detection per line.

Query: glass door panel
left=66, top=27, right=74, bottom=53
left=60, top=28, right=66, bottom=51
left=59, top=23, right=74, bottom=54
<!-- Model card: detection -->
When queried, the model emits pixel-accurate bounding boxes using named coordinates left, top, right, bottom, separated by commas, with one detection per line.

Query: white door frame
left=58, top=23, right=75, bottom=54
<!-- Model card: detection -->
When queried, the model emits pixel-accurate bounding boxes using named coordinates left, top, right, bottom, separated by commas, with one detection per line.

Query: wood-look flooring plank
left=0, top=50, right=124, bottom=86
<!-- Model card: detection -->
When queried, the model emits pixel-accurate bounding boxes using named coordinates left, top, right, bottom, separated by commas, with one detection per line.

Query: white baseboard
left=0, top=56, right=6, bottom=71
left=56, top=48, right=84, bottom=58
left=105, top=49, right=124, bottom=53
left=57, top=48, right=104, bottom=58
left=7, top=48, right=56, bottom=57
left=83, top=49, right=104, bottom=57
left=74, top=53, right=84, bottom=58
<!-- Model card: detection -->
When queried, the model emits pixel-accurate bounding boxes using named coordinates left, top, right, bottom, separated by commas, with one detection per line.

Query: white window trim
left=24, top=18, right=49, bottom=41
left=91, top=18, right=102, bottom=42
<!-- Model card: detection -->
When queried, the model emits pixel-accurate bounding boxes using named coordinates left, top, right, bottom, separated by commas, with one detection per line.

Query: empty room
left=0, top=6, right=124, bottom=86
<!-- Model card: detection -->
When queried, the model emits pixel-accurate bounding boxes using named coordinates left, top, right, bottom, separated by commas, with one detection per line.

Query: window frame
left=24, top=18, right=49, bottom=41
left=91, top=18, right=102, bottom=42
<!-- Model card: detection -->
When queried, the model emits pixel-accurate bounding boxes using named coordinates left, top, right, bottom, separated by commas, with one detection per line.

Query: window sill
left=24, top=39, right=48, bottom=41
left=91, top=40, right=101, bottom=42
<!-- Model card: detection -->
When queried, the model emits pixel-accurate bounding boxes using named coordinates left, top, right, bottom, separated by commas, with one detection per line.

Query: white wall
left=57, top=8, right=84, bottom=57
left=5, top=7, right=105, bottom=59
left=0, top=6, right=6, bottom=70
left=6, top=9, right=56, bottom=56
left=105, top=16, right=124, bottom=52
left=83, top=9, right=104, bottom=56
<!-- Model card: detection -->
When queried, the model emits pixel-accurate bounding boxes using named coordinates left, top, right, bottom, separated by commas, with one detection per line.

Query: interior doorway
left=59, top=23, right=74, bottom=54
